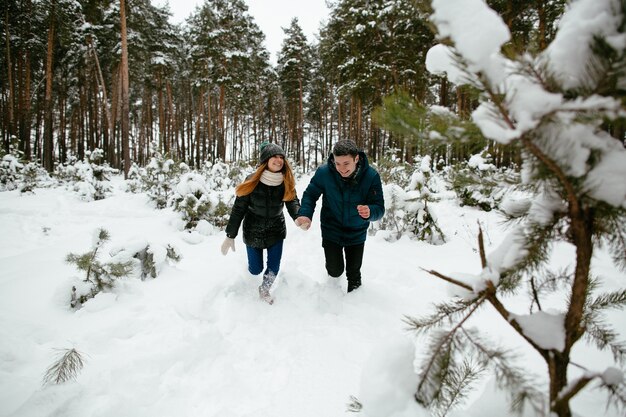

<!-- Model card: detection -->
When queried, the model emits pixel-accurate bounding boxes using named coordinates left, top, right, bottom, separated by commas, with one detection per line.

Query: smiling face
left=334, top=154, right=359, bottom=177
left=267, top=155, right=285, bottom=173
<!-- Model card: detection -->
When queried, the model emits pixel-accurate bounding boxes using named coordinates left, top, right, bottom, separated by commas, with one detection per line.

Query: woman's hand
left=221, top=237, right=235, bottom=255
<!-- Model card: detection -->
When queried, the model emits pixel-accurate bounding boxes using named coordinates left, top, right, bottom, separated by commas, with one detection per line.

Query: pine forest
left=1, top=1, right=626, bottom=417
left=2, top=0, right=589, bottom=173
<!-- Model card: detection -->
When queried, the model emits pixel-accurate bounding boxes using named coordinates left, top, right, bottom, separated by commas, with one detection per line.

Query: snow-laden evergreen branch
left=460, top=327, right=546, bottom=414
left=414, top=295, right=488, bottom=406
left=404, top=297, right=480, bottom=335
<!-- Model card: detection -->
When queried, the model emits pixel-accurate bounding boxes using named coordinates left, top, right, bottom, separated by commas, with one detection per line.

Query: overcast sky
left=153, top=0, right=331, bottom=63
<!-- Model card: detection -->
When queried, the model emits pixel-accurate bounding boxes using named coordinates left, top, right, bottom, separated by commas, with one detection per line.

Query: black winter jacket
left=225, top=179, right=300, bottom=249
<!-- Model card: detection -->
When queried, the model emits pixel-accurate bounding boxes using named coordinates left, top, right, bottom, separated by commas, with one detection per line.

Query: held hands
left=295, top=216, right=312, bottom=231
left=221, top=237, right=235, bottom=255
left=357, top=205, right=370, bottom=219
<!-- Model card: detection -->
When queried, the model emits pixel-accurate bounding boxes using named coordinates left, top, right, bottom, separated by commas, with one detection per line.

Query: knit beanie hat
left=259, top=141, right=285, bottom=164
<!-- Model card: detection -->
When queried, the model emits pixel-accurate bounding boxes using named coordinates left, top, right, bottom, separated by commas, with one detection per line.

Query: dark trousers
left=322, top=239, right=365, bottom=292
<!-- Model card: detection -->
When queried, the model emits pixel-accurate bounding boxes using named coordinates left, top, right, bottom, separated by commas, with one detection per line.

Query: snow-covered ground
left=0, top=176, right=623, bottom=417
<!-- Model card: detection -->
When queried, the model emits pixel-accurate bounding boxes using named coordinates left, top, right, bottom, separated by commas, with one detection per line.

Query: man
left=296, top=139, right=385, bottom=292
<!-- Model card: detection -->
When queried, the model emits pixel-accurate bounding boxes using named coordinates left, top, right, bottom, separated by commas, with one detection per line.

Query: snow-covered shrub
left=373, top=156, right=446, bottom=244
left=201, top=160, right=253, bottom=229
left=0, top=143, right=24, bottom=191
left=109, top=240, right=181, bottom=280
left=19, top=162, right=53, bottom=194
left=125, top=162, right=143, bottom=193
left=375, top=148, right=413, bottom=189
left=171, top=172, right=214, bottom=230
left=55, top=149, right=117, bottom=201
left=448, top=152, right=518, bottom=212
left=67, top=228, right=133, bottom=309
left=140, top=152, right=181, bottom=209
left=67, top=229, right=181, bottom=308
left=202, top=159, right=250, bottom=192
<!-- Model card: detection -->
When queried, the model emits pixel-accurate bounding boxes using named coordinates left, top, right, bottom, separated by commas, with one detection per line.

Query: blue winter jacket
left=298, top=151, right=384, bottom=246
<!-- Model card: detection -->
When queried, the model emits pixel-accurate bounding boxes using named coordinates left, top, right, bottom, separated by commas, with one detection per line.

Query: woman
left=221, top=142, right=300, bottom=304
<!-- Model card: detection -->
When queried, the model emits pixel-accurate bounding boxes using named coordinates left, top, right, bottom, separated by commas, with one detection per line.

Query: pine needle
left=42, top=348, right=85, bottom=385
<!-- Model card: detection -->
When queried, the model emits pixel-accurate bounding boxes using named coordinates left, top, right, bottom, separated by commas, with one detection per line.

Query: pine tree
left=378, top=1, right=626, bottom=416
left=67, top=228, right=133, bottom=308
left=277, top=18, right=312, bottom=166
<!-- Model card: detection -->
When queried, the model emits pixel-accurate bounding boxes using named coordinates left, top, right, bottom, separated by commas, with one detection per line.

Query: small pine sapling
left=172, top=173, right=213, bottom=230
left=67, top=228, right=133, bottom=308
left=141, top=147, right=181, bottom=209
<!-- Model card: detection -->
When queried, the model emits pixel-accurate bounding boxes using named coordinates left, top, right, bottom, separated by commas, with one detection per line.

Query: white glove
left=221, top=237, right=235, bottom=255
left=295, top=217, right=311, bottom=231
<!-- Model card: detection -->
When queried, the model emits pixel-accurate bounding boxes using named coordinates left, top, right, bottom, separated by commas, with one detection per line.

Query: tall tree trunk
left=206, top=90, right=212, bottom=162
left=299, top=77, right=305, bottom=168
left=157, top=70, right=165, bottom=154
left=194, top=87, right=204, bottom=166
left=110, top=63, right=120, bottom=167
left=19, top=48, right=32, bottom=159
left=87, top=33, right=113, bottom=164
left=537, top=0, right=547, bottom=51
left=4, top=6, right=15, bottom=152
left=58, top=93, right=66, bottom=162
left=43, top=0, right=56, bottom=172
left=166, top=80, right=176, bottom=158
left=439, top=76, right=448, bottom=107
left=120, top=0, right=130, bottom=177
left=218, top=84, right=226, bottom=160
left=4, top=5, right=15, bottom=152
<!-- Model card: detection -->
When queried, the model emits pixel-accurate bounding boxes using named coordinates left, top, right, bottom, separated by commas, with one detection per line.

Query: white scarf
left=260, top=170, right=284, bottom=186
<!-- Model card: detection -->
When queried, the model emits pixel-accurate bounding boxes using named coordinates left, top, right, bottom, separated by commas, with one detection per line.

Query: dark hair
left=332, top=139, right=359, bottom=157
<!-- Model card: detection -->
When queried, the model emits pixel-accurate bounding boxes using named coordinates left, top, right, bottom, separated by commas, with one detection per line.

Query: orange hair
left=235, top=159, right=296, bottom=201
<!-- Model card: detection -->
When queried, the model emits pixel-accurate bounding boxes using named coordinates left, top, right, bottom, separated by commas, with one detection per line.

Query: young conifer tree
left=67, top=228, right=133, bottom=308
left=378, top=1, right=626, bottom=416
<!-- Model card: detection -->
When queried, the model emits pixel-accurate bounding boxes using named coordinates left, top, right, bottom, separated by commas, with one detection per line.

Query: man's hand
left=295, top=216, right=312, bottom=230
left=357, top=205, right=370, bottom=219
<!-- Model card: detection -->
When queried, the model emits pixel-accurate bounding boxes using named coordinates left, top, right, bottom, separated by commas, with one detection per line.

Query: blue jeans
left=246, top=240, right=284, bottom=278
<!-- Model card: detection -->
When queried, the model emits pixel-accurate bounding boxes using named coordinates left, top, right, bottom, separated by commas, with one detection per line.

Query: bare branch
left=553, top=374, right=597, bottom=411
left=420, top=267, right=473, bottom=292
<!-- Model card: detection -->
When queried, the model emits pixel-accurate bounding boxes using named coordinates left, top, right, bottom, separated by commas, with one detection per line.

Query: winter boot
left=347, top=279, right=361, bottom=293
left=258, top=272, right=276, bottom=305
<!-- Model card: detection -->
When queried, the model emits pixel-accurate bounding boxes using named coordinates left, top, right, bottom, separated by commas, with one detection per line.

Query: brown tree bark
left=218, top=84, right=226, bottom=161
left=299, top=76, right=305, bottom=167
left=4, top=6, right=15, bottom=151
left=43, top=0, right=56, bottom=172
left=157, top=70, right=166, bottom=154
left=120, top=0, right=130, bottom=177
left=194, top=87, right=204, bottom=166
left=166, top=80, right=176, bottom=157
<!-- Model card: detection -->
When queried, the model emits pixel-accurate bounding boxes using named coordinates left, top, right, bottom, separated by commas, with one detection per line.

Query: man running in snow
left=296, top=139, right=385, bottom=292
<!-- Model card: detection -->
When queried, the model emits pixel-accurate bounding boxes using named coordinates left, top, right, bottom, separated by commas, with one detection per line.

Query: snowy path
left=0, top=179, right=622, bottom=417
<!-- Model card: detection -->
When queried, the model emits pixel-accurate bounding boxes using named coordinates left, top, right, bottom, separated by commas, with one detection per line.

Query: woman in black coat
left=221, top=142, right=300, bottom=304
